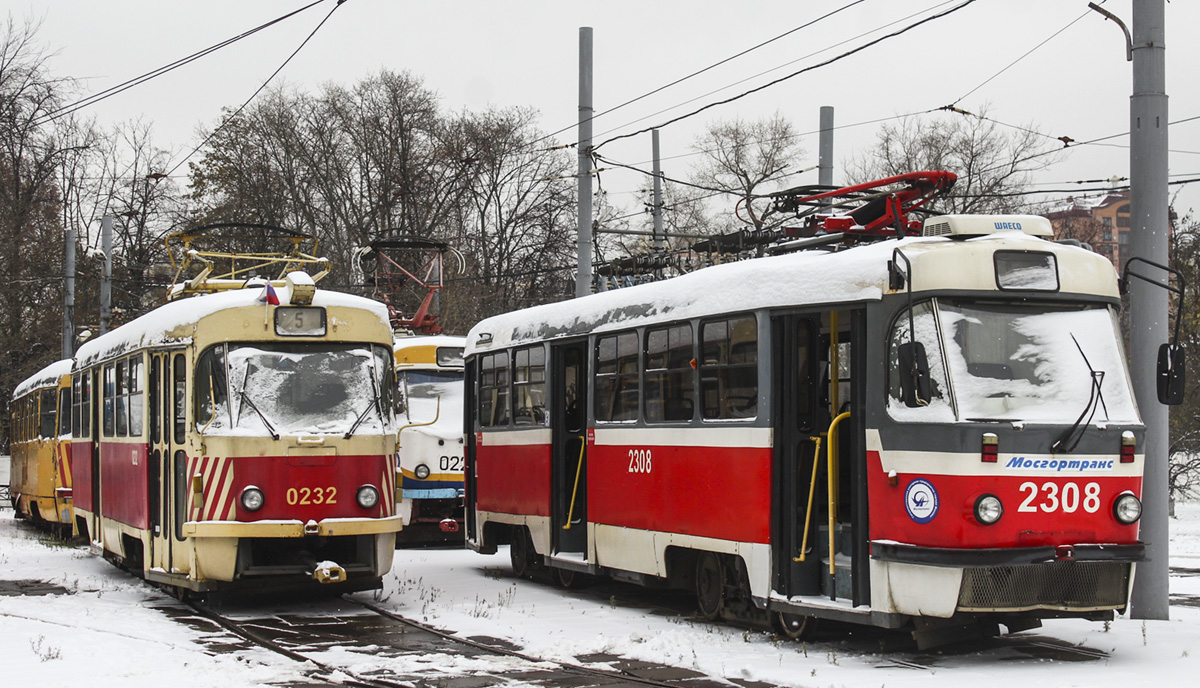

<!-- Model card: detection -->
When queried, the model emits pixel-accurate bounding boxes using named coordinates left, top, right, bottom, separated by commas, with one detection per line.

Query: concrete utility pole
left=651, top=129, right=664, bottom=252
left=819, top=106, right=835, bottom=188
left=100, top=215, right=112, bottom=335
left=1127, top=0, right=1170, bottom=620
left=62, top=228, right=76, bottom=359
left=576, top=27, right=594, bottom=298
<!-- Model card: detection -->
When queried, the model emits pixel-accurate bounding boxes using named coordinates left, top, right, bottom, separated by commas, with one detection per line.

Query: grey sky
left=10, top=0, right=1200, bottom=217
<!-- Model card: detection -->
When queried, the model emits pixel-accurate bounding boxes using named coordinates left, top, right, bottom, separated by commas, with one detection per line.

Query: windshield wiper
left=343, top=362, right=384, bottom=440
left=234, top=365, right=280, bottom=440
left=1051, top=334, right=1108, bottom=454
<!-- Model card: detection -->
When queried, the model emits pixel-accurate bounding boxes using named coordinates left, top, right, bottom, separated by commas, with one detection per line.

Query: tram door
left=148, top=351, right=186, bottom=574
left=773, top=310, right=868, bottom=602
left=551, top=341, right=588, bottom=556
left=772, top=315, right=823, bottom=596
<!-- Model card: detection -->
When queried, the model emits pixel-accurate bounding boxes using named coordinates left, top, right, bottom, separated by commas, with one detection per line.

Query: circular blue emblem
left=904, top=479, right=939, bottom=524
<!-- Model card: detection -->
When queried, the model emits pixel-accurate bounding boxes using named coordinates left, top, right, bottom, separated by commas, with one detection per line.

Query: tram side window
left=645, top=324, right=695, bottom=423
left=58, top=387, right=71, bottom=437
left=194, top=345, right=228, bottom=427
left=39, top=388, right=56, bottom=438
left=72, top=372, right=91, bottom=438
left=512, top=346, right=547, bottom=426
left=478, top=351, right=510, bottom=427
left=700, top=316, right=758, bottom=420
left=886, top=301, right=951, bottom=419
left=595, top=331, right=640, bottom=423
left=102, top=364, right=115, bottom=437
left=127, top=356, right=144, bottom=437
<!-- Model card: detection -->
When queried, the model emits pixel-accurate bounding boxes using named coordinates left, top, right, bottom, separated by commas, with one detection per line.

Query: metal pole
left=62, top=228, right=75, bottom=359
left=819, top=106, right=835, bottom=188
left=1128, top=0, right=1169, bottom=620
left=651, top=129, right=664, bottom=252
left=100, top=215, right=112, bottom=335
left=575, top=27, right=594, bottom=298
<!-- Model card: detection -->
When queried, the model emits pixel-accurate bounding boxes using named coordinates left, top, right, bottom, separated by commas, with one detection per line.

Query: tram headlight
left=974, top=494, right=1003, bottom=525
left=241, top=486, right=265, bottom=512
left=356, top=485, right=380, bottom=509
left=414, top=463, right=431, bottom=480
left=1114, top=493, right=1142, bottom=525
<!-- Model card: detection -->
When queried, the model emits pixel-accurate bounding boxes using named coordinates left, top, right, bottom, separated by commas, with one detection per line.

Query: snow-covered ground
left=2, top=503, right=1200, bottom=687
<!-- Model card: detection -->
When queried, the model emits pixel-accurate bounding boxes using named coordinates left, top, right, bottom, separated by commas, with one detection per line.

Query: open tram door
left=771, top=309, right=869, bottom=608
left=550, top=340, right=589, bottom=560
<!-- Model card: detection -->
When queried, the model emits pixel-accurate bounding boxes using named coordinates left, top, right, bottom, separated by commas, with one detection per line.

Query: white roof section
left=13, top=358, right=72, bottom=400
left=466, top=230, right=1119, bottom=355
left=393, top=334, right=467, bottom=350
left=75, top=284, right=390, bottom=369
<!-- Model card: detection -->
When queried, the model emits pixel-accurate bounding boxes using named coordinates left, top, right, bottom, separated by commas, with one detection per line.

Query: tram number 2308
left=1018, top=481, right=1101, bottom=514
left=628, top=449, right=652, bottom=474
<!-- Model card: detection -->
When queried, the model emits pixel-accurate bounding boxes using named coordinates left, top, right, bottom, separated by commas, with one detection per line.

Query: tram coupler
left=439, top=518, right=461, bottom=533
left=313, top=561, right=347, bottom=584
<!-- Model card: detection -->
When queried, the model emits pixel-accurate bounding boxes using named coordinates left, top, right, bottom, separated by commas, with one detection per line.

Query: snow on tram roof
left=13, top=358, right=72, bottom=400
left=75, top=283, right=390, bottom=369
left=466, top=231, right=1112, bottom=355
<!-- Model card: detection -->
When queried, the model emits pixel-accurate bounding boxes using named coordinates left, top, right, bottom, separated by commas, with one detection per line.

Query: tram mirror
left=1158, top=343, right=1186, bottom=405
left=897, top=342, right=932, bottom=407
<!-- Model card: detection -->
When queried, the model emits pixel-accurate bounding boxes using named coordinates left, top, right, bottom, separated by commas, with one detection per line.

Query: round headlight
left=1114, top=493, right=1142, bottom=525
left=356, top=485, right=380, bottom=509
left=414, top=464, right=431, bottom=480
left=241, top=486, right=265, bottom=512
left=974, top=494, right=1003, bottom=525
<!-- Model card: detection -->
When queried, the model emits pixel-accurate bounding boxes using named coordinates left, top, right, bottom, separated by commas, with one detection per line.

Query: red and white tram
left=70, top=271, right=403, bottom=594
left=464, top=185, right=1154, bottom=644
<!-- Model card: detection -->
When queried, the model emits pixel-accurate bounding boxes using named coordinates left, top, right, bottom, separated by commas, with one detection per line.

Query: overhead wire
left=591, top=0, right=981, bottom=153
left=533, top=0, right=871, bottom=147
left=33, top=0, right=328, bottom=127
left=162, top=0, right=348, bottom=178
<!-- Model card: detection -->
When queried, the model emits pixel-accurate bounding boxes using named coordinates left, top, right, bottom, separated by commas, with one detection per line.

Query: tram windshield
left=888, top=301, right=1139, bottom=424
left=196, top=343, right=394, bottom=436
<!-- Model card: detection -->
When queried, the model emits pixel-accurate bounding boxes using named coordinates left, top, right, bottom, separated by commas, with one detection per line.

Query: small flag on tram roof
left=259, top=282, right=280, bottom=305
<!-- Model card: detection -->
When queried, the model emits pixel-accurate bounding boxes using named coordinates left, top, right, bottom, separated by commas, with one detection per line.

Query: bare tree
left=1168, top=210, right=1200, bottom=512
left=847, top=105, right=1058, bottom=214
left=687, top=112, right=804, bottom=231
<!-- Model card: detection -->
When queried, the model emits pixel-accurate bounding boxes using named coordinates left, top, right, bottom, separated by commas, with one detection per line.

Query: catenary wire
left=32, top=0, right=328, bottom=126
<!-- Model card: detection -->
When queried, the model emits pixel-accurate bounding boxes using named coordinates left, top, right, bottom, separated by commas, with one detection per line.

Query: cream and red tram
left=393, top=334, right=467, bottom=545
left=9, top=359, right=73, bottom=531
left=464, top=206, right=1147, bottom=643
left=70, top=272, right=402, bottom=593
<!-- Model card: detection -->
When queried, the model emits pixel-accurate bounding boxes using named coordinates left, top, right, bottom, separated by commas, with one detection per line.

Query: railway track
left=172, top=594, right=754, bottom=688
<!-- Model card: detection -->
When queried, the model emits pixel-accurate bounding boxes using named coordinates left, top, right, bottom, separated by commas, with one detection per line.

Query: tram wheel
left=695, top=551, right=725, bottom=621
left=509, top=528, right=534, bottom=578
left=553, top=566, right=579, bottom=589
left=772, top=610, right=817, bottom=640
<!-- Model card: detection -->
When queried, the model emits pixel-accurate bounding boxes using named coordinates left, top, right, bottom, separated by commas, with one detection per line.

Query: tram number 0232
left=1018, top=481, right=1101, bottom=514
left=286, top=486, right=337, bottom=506
left=628, top=449, right=652, bottom=474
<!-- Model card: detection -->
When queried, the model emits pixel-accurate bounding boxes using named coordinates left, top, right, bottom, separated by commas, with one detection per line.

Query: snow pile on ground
left=1, top=503, right=1199, bottom=686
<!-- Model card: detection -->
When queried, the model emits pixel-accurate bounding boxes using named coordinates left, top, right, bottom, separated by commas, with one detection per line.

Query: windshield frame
left=886, top=297, right=1139, bottom=425
left=195, top=341, right=395, bottom=437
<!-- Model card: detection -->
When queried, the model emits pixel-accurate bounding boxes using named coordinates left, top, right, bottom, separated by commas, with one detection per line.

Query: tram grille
left=957, top=562, right=1130, bottom=612
left=923, top=220, right=952, bottom=236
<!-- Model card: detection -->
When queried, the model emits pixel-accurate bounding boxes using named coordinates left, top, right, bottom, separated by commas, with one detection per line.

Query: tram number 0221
left=628, top=449, right=652, bottom=474
left=1018, top=481, right=1101, bottom=514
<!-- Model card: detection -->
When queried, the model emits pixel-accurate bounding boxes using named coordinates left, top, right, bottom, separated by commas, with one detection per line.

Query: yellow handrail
left=794, top=435, right=823, bottom=562
left=562, top=436, right=586, bottom=530
left=826, top=411, right=851, bottom=576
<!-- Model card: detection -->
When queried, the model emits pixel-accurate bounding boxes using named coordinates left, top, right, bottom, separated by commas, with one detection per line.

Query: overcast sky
left=8, top=0, right=1200, bottom=220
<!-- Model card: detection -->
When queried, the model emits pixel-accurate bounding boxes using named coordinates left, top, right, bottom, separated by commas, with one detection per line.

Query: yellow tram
left=9, top=359, right=73, bottom=532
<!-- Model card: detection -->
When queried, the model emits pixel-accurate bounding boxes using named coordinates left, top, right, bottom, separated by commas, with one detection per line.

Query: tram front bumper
left=182, top=515, right=405, bottom=538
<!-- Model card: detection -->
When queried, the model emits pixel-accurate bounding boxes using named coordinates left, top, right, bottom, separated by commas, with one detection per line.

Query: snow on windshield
left=939, top=304, right=1137, bottom=423
left=201, top=344, right=391, bottom=436
left=400, top=369, right=464, bottom=440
